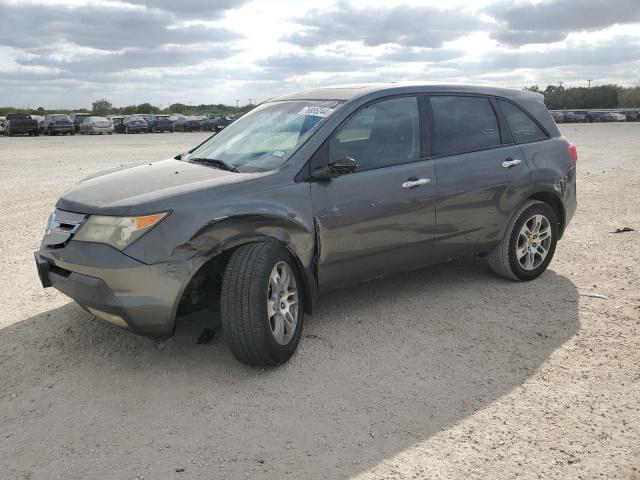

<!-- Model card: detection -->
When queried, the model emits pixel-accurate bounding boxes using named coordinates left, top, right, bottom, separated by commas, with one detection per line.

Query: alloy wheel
left=516, top=214, right=552, bottom=270
left=266, top=261, right=299, bottom=345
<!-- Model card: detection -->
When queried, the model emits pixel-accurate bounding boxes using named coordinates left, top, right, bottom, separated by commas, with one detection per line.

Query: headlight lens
left=74, top=213, right=167, bottom=250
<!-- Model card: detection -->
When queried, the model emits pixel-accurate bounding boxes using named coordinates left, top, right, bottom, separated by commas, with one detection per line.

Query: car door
left=427, top=94, right=531, bottom=261
left=310, top=95, right=437, bottom=290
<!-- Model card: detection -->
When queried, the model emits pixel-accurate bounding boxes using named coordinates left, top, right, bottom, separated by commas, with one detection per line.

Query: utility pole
left=587, top=79, right=593, bottom=88
left=248, top=98, right=252, bottom=106
left=236, top=99, right=239, bottom=109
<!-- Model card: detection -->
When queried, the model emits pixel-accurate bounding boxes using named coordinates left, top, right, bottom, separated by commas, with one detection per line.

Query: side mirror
left=310, top=156, right=357, bottom=180
left=174, top=152, right=188, bottom=161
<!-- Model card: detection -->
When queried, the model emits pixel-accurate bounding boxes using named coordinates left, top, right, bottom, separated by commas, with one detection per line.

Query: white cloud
left=0, top=0, right=639, bottom=109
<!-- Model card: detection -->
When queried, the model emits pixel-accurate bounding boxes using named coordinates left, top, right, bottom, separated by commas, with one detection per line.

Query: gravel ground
left=0, top=126, right=638, bottom=479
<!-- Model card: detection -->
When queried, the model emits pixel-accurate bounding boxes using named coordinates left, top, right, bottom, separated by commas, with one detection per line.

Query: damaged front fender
left=170, top=213, right=315, bottom=267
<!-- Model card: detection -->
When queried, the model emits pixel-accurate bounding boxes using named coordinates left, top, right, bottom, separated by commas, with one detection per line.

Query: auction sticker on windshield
left=297, top=105, right=337, bottom=118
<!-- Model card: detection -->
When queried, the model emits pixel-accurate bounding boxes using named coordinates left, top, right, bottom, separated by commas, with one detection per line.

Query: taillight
left=568, top=143, right=578, bottom=162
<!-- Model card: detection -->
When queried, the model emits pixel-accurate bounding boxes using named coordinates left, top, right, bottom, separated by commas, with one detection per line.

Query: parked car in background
left=32, top=115, right=45, bottom=134
left=174, top=115, right=203, bottom=132
left=35, top=84, right=577, bottom=366
left=587, top=111, right=607, bottom=122
left=202, top=114, right=231, bottom=132
left=623, top=110, right=640, bottom=121
left=550, top=111, right=563, bottom=123
left=4, top=112, right=39, bottom=136
left=70, top=113, right=91, bottom=132
left=44, top=114, right=74, bottom=135
left=109, top=116, right=125, bottom=134
left=562, top=111, right=576, bottom=123
left=0, top=117, right=5, bottom=134
left=122, top=115, right=148, bottom=134
left=605, top=112, right=626, bottom=122
left=572, top=111, right=588, bottom=122
left=168, top=113, right=186, bottom=124
left=79, top=116, right=114, bottom=135
left=135, top=114, right=153, bottom=131
left=147, top=114, right=175, bottom=133
left=171, top=116, right=186, bottom=131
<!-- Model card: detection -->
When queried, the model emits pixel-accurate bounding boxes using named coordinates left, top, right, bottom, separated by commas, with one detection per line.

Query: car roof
left=269, top=82, right=544, bottom=103
left=269, top=81, right=560, bottom=136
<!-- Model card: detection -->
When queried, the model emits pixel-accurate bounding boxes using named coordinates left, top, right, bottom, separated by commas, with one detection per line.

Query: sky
left=1, top=0, right=639, bottom=109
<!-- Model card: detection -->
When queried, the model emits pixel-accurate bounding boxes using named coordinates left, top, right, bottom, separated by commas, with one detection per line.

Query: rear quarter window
left=498, top=99, right=548, bottom=144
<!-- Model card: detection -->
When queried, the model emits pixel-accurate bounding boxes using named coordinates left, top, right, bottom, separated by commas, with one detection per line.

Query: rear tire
left=488, top=200, right=558, bottom=281
left=221, top=242, right=304, bottom=366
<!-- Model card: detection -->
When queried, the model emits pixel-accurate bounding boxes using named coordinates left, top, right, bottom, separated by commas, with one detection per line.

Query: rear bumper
left=88, top=126, right=114, bottom=134
left=9, top=124, right=37, bottom=133
left=35, top=242, right=206, bottom=338
left=50, top=125, right=74, bottom=132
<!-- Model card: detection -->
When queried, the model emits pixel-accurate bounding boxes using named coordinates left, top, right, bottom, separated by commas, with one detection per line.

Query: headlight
left=74, top=213, right=168, bottom=250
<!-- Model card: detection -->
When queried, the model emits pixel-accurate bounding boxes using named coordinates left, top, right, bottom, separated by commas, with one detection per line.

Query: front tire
left=221, top=242, right=304, bottom=366
left=488, top=200, right=558, bottom=281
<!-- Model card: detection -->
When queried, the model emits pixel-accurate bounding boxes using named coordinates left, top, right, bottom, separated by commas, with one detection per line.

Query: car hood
left=56, top=159, right=261, bottom=216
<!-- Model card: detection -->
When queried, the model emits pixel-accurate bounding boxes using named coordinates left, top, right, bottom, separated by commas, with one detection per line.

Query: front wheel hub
left=267, top=261, right=299, bottom=345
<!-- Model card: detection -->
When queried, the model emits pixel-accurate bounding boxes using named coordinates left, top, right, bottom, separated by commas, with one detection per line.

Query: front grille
left=43, top=209, right=86, bottom=248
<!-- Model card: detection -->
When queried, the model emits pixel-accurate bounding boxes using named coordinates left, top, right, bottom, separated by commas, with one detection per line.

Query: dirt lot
left=0, top=126, right=639, bottom=479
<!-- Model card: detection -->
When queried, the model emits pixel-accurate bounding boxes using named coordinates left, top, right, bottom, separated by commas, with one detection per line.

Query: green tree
left=168, top=103, right=189, bottom=114
left=618, top=86, right=640, bottom=107
left=525, top=84, right=624, bottom=109
left=135, top=102, right=159, bottom=114
left=92, top=98, right=113, bottom=115
left=120, top=105, right=136, bottom=115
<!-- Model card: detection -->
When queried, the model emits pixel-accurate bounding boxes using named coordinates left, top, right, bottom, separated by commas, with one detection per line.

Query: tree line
left=524, top=84, right=640, bottom=110
left=0, top=99, right=254, bottom=117
left=2, top=85, right=640, bottom=117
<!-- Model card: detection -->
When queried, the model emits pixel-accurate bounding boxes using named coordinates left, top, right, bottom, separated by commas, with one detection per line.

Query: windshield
left=188, top=100, right=344, bottom=172
left=50, top=115, right=70, bottom=121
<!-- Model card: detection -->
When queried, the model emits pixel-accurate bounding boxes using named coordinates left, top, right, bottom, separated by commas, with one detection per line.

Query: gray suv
left=35, top=84, right=577, bottom=366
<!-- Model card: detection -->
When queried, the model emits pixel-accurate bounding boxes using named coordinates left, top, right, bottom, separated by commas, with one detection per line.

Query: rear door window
left=429, top=96, right=500, bottom=156
left=498, top=99, right=548, bottom=143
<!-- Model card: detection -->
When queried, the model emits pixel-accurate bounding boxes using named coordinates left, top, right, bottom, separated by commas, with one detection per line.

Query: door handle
left=402, top=178, right=431, bottom=188
left=502, top=158, right=522, bottom=168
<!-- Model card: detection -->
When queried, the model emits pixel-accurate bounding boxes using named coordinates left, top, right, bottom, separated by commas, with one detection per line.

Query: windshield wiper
left=188, top=157, right=239, bottom=173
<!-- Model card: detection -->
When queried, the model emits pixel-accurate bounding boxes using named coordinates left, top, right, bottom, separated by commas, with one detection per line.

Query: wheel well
left=174, top=239, right=312, bottom=329
left=528, top=192, right=566, bottom=238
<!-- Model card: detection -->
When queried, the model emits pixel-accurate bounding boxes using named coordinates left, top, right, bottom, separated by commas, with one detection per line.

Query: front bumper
left=35, top=241, right=206, bottom=338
